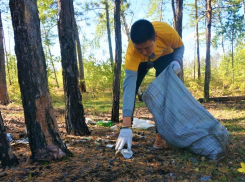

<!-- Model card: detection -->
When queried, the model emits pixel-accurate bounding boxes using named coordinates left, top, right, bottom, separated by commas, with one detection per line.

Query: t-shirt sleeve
left=122, top=69, right=138, bottom=117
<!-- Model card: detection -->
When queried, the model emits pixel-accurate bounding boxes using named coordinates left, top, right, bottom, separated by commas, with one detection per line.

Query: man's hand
left=115, top=128, right=132, bottom=150
left=170, top=61, right=181, bottom=74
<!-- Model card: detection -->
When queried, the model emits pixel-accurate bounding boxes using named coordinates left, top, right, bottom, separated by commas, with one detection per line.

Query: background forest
left=0, top=0, right=245, bottom=181
left=1, top=0, right=244, bottom=108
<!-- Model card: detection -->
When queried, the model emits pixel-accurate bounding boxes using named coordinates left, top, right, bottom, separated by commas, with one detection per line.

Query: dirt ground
left=0, top=101, right=245, bottom=182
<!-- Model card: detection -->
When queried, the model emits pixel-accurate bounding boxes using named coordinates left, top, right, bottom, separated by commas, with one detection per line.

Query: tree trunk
left=121, top=8, right=130, bottom=41
left=0, top=111, right=19, bottom=168
left=57, top=0, right=90, bottom=136
left=242, top=0, right=245, bottom=22
left=175, top=0, right=183, bottom=38
left=195, top=0, right=201, bottom=79
left=194, top=41, right=196, bottom=80
left=105, top=0, right=114, bottom=67
left=171, top=0, right=176, bottom=27
left=171, top=0, right=184, bottom=82
left=74, top=22, right=86, bottom=92
left=0, top=11, right=10, bottom=105
left=111, top=0, right=122, bottom=123
left=204, top=0, right=212, bottom=102
left=160, top=0, right=163, bottom=21
left=231, top=26, right=234, bottom=83
left=9, top=0, right=71, bottom=160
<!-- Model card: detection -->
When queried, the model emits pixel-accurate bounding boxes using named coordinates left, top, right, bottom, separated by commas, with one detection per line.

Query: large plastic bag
left=142, top=66, right=230, bottom=161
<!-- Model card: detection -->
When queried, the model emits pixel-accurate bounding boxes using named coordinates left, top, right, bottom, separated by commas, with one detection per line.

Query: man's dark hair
left=130, top=19, right=155, bottom=44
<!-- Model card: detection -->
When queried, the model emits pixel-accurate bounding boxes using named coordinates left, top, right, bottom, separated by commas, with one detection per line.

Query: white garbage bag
left=132, top=118, right=154, bottom=129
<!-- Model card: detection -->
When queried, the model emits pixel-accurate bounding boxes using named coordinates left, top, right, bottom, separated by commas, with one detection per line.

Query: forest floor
left=0, top=100, right=245, bottom=182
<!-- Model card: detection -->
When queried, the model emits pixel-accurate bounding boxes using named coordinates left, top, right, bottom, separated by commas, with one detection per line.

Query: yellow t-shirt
left=125, top=21, right=183, bottom=71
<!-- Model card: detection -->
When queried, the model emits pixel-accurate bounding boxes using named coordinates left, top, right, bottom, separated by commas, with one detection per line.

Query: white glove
left=170, top=61, right=181, bottom=74
left=115, top=128, right=132, bottom=150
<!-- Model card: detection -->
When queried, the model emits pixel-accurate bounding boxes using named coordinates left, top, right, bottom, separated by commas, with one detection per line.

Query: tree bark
left=9, top=0, right=71, bottom=160
left=105, top=0, right=114, bottom=67
left=74, top=22, right=86, bottom=92
left=0, top=11, right=10, bottom=105
left=111, top=0, right=122, bottom=123
left=175, top=0, right=183, bottom=38
left=204, top=0, right=212, bottom=102
left=195, top=0, right=201, bottom=79
left=57, top=0, right=90, bottom=135
left=171, top=0, right=184, bottom=82
left=0, top=111, right=19, bottom=168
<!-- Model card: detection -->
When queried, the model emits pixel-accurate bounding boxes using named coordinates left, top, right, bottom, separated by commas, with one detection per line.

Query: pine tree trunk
left=9, top=0, right=71, bottom=160
left=195, top=0, right=201, bottom=79
left=111, top=0, right=122, bottom=123
left=74, top=22, right=86, bottom=92
left=0, top=11, right=10, bottom=105
left=0, top=111, right=19, bottom=168
left=58, top=0, right=90, bottom=135
left=171, top=0, right=184, bottom=82
left=175, top=0, right=184, bottom=82
left=175, top=0, right=183, bottom=38
left=204, top=0, right=212, bottom=102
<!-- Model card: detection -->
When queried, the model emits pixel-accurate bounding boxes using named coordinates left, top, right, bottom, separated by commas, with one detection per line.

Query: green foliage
left=146, top=0, right=165, bottom=21
left=83, top=57, right=124, bottom=94
left=217, top=44, right=245, bottom=95
left=6, top=54, right=21, bottom=103
left=184, top=41, right=245, bottom=98
left=37, top=0, right=59, bottom=82
left=37, top=0, right=57, bottom=24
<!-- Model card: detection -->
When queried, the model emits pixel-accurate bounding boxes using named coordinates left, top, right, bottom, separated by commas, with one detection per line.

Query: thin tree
left=38, top=0, right=60, bottom=89
left=0, top=110, right=19, bottom=168
left=204, top=0, right=212, bottom=102
left=111, top=0, right=122, bottom=123
left=223, top=2, right=243, bottom=82
left=217, top=4, right=225, bottom=57
left=104, top=0, right=114, bottom=67
left=147, top=0, right=165, bottom=21
left=121, top=1, right=130, bottom=41
left=74, top=22, right=86, bottom=92
left=0, top=10, right=10, bottom=105
left=57, top=0, right=90, bottom=136
left=195, top=0, right=201, bottom=79
left=242, top=0, right=245, bottom=21
left=9, top=0, right=71, bottom=160
left=171, top=0, right=184, bottom=81
left=42, top=26, right=60, bottom=88
left=85, top=1, right=114, bottom=67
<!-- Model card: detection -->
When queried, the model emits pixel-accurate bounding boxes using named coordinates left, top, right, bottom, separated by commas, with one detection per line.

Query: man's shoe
left=153, top=133, right=166, bottom=149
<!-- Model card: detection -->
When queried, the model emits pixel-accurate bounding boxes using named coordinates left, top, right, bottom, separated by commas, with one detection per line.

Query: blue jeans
left=134, top=53, right=174, bottom=133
